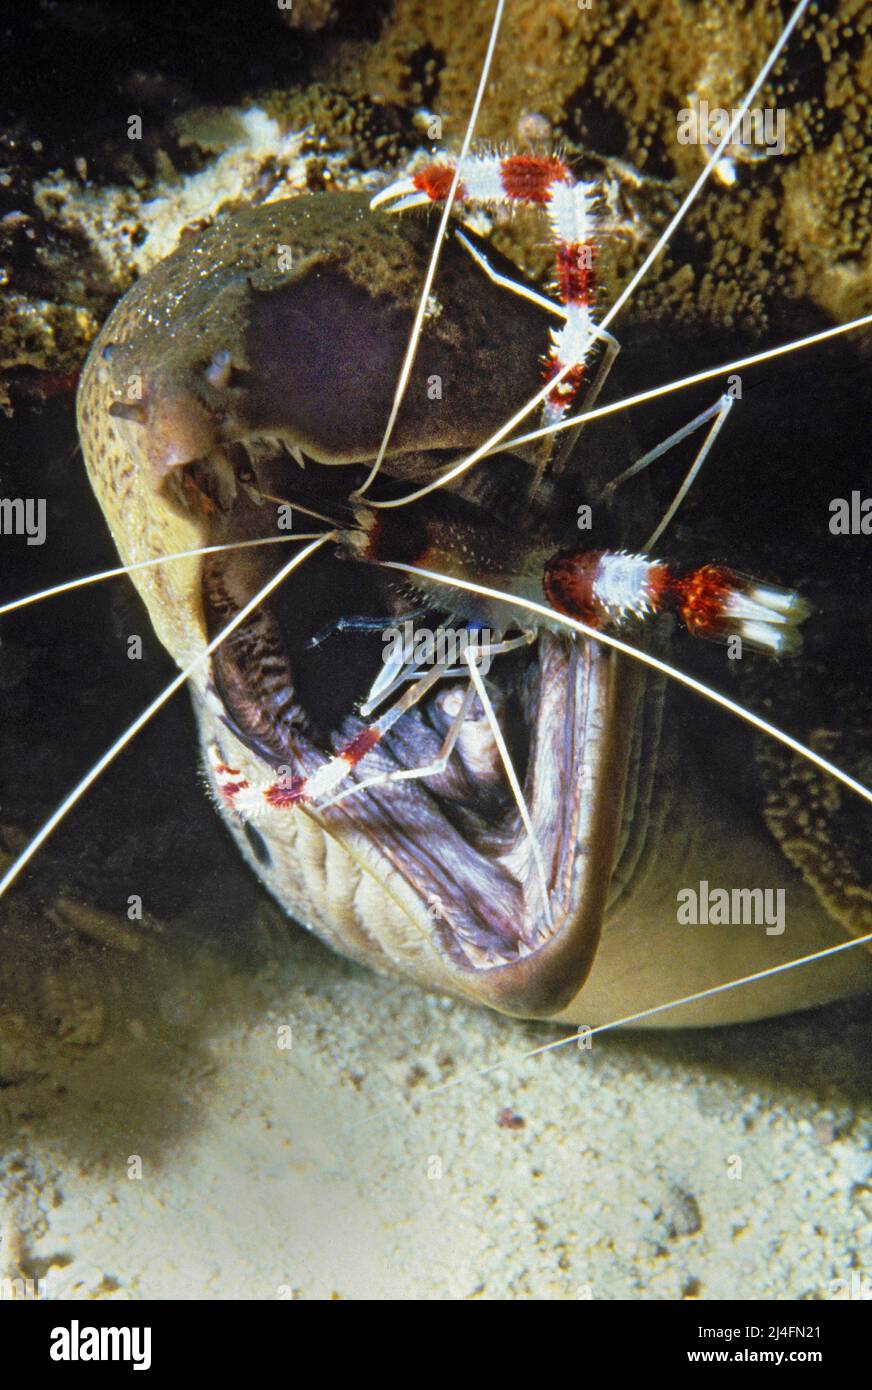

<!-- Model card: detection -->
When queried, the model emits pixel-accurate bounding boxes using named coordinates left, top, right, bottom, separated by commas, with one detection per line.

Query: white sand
left=2, top=882, right=870, bottom=1302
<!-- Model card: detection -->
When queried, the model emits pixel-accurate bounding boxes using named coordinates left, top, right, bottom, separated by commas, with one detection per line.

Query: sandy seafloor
left=2, top=866, right=871, bottom=1302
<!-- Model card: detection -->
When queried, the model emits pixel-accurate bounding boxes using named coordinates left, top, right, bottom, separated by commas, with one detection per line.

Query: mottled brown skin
left=78, top=193, right=547, bottom=666
left=77, top=191, right=872, bottom=1026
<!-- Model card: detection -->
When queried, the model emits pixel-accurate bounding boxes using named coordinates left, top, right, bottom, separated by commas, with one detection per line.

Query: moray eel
left=76, top=191, right=872, bottom=1025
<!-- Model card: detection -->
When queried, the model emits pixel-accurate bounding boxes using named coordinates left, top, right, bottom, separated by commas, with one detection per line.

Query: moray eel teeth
left=77, top=191, right=872, bottom=1025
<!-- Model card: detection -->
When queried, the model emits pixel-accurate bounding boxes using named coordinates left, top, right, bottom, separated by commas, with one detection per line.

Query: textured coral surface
left=2, top=0, right=870, bottom=410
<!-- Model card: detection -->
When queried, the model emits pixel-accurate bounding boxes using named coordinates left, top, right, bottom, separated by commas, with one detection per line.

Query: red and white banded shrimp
left=3, top=0, right=872, bottom=1308
left=3, top=0, right=871, bottom=1043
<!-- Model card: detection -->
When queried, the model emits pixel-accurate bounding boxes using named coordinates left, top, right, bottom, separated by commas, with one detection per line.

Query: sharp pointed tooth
left=370, top=178, right=418, bottom=210
left=211, top=446, right=238, bottom=511
left=454, top=938, right=497, bottom=971
left=389, top=192, right=432, bottom=212
left=288, top=444, right=306, bottom=468
left=241, top=480, right=264, bottom=507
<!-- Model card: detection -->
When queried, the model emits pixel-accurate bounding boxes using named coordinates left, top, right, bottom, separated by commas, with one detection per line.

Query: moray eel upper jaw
left=76, top=191, right=872, bottom=1024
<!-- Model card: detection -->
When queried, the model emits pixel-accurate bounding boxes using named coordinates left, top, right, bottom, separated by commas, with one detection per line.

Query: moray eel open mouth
left=176, top=437, right=638, bottom=1016
left=78, top=190, right=872, bottom=1024
left=74, top=190, right=642, bottom=1016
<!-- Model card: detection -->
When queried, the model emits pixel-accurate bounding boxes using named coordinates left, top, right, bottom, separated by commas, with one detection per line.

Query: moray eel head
left=77, top=191, right=872, bottom=1024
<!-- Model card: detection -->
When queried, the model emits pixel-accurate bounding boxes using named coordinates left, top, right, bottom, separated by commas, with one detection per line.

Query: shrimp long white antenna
left=582, top=0, right=811, bottom=347
left=0, top=532, right=335, bottom=901
left=371, top=311, right=872, bottom=506
left=379, top=560, right=872, bottom=810
left=0, top=534, right=323, bottom=618
left=420, top=930, right=872, bottom=1104
left=529, top=932, right=872, bottom=1047
left=261, top=495, right=343, bottom=529
left=501, top=311, right=872, bottom=454
left=347, top=926, right=872, bottom=1134
left=464, top=647, right=553, bottom=930
left=364, top=0, right=817, bottom=512
left=353, top=0, right=507, bottom=502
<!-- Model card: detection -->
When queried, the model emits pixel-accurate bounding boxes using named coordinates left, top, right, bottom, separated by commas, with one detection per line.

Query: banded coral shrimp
left=3, top=0, right=872, bottom=1016
left=1, top=0, right=871, bottom=1303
